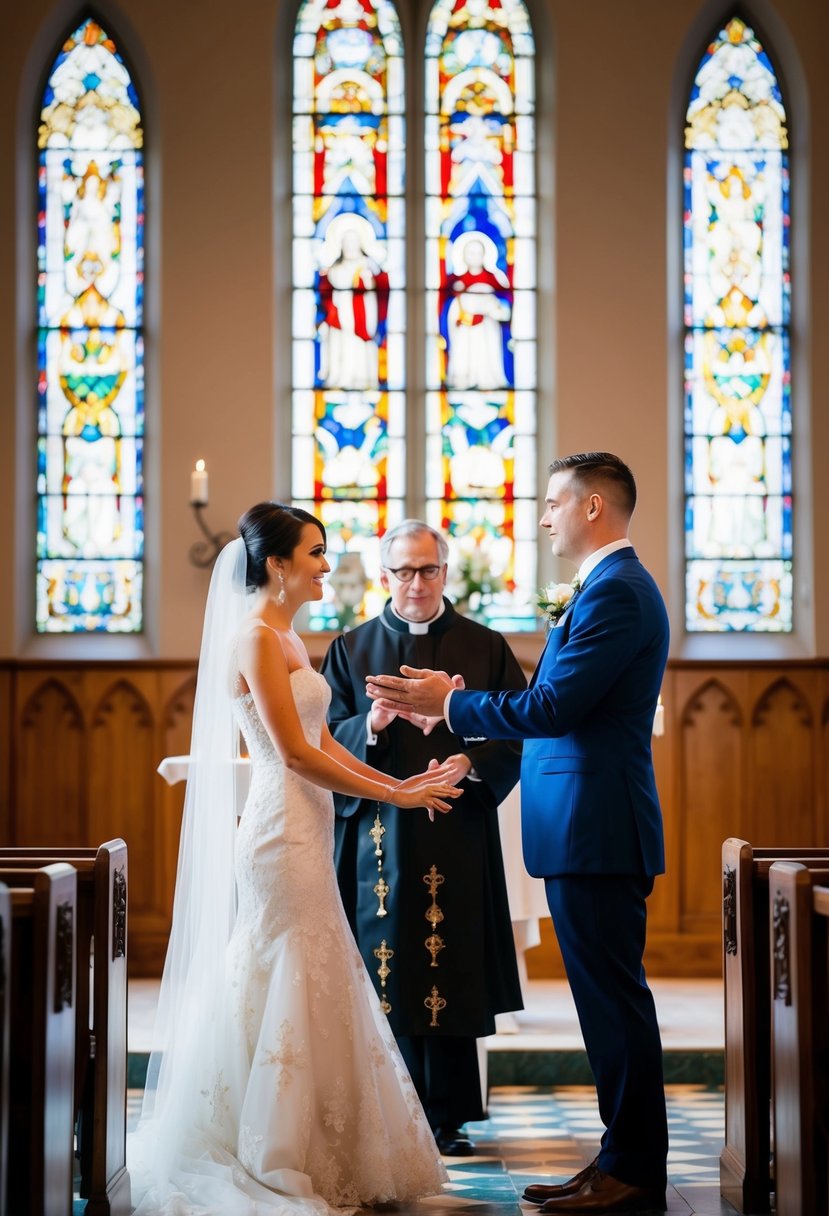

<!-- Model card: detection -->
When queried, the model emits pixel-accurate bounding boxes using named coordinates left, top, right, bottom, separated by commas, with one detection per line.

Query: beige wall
left=0, top=0, right=826, bottom=660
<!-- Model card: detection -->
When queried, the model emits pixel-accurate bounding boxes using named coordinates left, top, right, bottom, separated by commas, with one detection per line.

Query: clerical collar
left=381, top=598, right=455, bottom=635
left=390, top=598, right=445, bottom=634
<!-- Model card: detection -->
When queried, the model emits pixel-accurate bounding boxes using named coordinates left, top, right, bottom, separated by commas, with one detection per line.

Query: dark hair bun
left=237, top=502, right=326, bottom=592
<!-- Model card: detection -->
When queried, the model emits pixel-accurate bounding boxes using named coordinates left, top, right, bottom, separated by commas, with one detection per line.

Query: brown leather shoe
left=522, top=1158, right=600, bottom=1203
left=537, top=1169, right=666, bottom=1213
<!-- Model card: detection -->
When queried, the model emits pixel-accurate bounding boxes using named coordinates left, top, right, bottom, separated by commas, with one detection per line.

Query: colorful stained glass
left=684, top=16, right=792, bottom=632
left=292, top=0, right=405, bottom=630
left=425, top=0, right=537, bottom=630
left=36, top=17, right=144, bottom=633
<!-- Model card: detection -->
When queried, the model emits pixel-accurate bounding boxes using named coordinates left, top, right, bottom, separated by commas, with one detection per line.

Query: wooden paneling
left=679, top=680, right=743, bottom=936
left=1, top=663, right=194, bottom=975
left=1, top=657, right=828, bottom=977
left=88, top=677, right=160, bottom=975
left=750, top=678, right=816, bottom=845
left=0, top=668, right=11, bottom=843
left=17, top=677, right=86, bottom=846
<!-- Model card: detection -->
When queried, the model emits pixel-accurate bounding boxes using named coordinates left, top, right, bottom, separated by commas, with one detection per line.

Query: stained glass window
left=36, top=17, right=144, bottom=633
left=684, top=16, right=791, bottom=632
left=292, top=0, right=406, bottom=630
left=424, top=0, right=536, bottom=630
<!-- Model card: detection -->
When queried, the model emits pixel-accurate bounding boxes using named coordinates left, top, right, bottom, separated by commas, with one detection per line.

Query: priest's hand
left=370, top=702, right=399, bottom=733
left=404, top=710, right=445, bottom=736
left=386, top=690, right=459, bottom=734
left=366, top=667, right=462, bottom=721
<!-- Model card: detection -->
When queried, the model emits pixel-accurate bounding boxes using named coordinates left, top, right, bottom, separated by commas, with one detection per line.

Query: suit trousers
left=545, top=874, right=668, bottom=1188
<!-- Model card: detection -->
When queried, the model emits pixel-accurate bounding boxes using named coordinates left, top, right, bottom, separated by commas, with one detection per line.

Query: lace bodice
left=233, top=667, right=331, bottom=766
left=232, top=667, right=334, bottom=861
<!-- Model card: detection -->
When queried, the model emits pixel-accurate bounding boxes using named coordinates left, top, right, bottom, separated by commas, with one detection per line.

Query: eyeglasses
left=384, top=564, right=443, bottom=583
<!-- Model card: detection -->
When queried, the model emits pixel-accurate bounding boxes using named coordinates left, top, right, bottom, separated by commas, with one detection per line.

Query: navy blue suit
left=447, top=547, right=669, bottom=1188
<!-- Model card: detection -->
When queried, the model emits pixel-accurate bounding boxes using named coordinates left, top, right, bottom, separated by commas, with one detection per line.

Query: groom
left=366, top=453, right=670, bottom=1213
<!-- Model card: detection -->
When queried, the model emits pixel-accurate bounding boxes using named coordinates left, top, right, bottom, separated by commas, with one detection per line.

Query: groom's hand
left=366, top=666, right=460, bottom=720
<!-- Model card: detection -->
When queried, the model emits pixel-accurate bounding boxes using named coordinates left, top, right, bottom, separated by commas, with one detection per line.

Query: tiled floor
left=465, top=1085, right=732, bottom=1215
left=124, top=979, right=740, bottom=1214
left=125, top=1084, right=732, bottom=1214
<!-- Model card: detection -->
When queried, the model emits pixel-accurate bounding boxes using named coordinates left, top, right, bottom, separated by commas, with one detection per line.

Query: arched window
left=36, top=16, right=145, bottom=633
left=683, top=15, right=791, bottom=632
left=292, top=0, right=537, bottom=631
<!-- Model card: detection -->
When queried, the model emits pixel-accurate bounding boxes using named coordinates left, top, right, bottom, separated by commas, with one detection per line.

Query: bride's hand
left=390, top=765, right=462, bottom=816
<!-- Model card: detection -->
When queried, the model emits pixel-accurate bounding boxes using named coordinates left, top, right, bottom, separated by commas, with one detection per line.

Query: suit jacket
left=447, top=548, right=669, bottom=879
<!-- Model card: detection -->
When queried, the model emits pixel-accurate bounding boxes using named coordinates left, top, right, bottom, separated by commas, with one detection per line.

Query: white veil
left=132, top=536, right=251, bottom=1186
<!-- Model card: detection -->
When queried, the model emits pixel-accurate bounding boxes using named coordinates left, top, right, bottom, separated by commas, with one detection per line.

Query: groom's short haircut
left=380, top=519, right=449, bottom=568
left=549, top=452, right=637, bottom=517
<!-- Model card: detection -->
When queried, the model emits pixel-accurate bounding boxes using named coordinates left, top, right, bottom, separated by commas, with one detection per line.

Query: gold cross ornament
left=425, top=932, right=445, bottom=967
left=374, top=875, right=390, bottom=917
left=424, top=985, right=447, bottom=1027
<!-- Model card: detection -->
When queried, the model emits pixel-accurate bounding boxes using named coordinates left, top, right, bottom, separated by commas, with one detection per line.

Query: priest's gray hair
left=380, top=519, right=449, bottom=568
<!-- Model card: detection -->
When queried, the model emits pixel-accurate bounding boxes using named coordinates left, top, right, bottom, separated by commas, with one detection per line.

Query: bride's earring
left=276, top=571, right=286, bottom=606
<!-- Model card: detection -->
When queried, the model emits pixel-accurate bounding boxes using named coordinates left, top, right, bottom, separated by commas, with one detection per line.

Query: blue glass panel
left=36, top=17, right=144, bottom=633
left=684, top=17, right=791, bottom=633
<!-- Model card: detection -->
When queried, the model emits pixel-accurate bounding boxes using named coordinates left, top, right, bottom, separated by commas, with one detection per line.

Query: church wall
left=0, top=0, right=827, bottom=975
left=0, top=0, right=826, bottom=659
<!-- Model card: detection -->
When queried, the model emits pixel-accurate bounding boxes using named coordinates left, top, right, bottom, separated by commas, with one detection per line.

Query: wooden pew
left=0, top=842, right=129, bottom=1216
left=4, top=863, right=76, bottom=1216
left=720, top=838, right=829, bottom=1213
left=0, top=884, right=9, bottom=1216
left=768, top=862, right=829, bottom=1216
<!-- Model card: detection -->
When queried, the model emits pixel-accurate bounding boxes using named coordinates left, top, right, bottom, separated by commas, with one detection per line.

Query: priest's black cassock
left=321, top=598, right=525, bottom=1132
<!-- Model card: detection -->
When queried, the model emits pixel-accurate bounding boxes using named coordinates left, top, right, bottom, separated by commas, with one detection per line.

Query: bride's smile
left=272, top=523, right=330, bottom=605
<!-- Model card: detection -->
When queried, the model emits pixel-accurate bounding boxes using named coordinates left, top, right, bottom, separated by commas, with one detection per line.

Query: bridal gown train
left=129, top=667, right=448, bottom=1214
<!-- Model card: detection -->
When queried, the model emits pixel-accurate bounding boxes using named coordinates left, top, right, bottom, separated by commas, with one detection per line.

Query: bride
left=129, top=502, right=461, bottom=1214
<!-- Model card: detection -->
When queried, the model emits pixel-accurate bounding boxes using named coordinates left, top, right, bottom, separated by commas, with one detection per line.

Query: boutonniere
left=537, top=578, right=581, bottom=628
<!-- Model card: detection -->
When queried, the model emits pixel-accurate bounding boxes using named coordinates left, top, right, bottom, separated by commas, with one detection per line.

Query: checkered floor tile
left=118, top=1084, right=743, bottom=1215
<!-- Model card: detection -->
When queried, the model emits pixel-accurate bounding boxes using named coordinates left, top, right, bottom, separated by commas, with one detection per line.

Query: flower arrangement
left=449, top=551, right=504, bottom=623
left=537, top=578, right=581, bottom=627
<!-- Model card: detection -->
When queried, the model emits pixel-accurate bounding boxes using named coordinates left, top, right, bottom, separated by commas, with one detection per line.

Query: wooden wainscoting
left=1, top=656, right=827, bottom=977
left=0, top=662, right=196, bottom=975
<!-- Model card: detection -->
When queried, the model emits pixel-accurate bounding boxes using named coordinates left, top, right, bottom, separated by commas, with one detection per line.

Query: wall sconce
left=189, top=460, right=234, bottom=568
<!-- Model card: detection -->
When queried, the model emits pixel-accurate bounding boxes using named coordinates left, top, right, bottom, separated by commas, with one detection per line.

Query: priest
left=320, top=519, right=525, bottom=1156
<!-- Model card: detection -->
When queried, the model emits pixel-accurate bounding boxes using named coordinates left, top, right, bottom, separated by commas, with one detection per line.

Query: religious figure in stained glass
left=684, top=16, right=791, bottom=632
left=293, top=0, right=405, bottom=629
left=425, top=0, right=536, bottom=629
left=444, top=233, right=511, bottom=390
left=37, top=17, right=144, bottom=632
left=317, top=215, right=390, bottom=390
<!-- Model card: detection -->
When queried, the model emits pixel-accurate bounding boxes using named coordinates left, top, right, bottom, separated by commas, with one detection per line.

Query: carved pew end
left=5, top=864, right=77, bottom=1216
left=769, top=862, right=829, bottom=1216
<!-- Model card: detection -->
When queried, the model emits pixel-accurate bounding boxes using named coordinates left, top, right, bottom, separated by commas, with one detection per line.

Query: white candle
left=190, top=459, right=208, bottom=505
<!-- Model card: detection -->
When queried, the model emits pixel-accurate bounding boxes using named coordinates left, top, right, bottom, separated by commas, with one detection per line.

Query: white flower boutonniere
left=537, top=578, right=581, bottom=628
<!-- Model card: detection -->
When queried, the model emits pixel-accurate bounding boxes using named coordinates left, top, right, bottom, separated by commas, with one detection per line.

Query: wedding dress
left=129, top=664, right=448, bottom=1214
